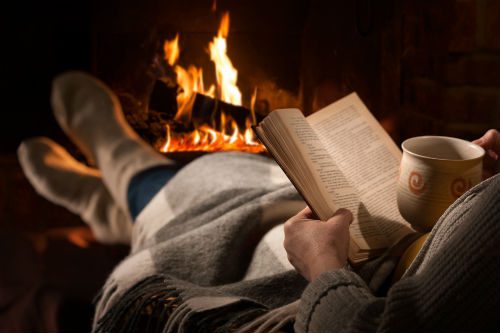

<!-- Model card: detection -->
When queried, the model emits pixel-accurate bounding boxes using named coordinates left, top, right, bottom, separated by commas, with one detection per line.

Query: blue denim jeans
left=127, top=166, right=179, bottom=220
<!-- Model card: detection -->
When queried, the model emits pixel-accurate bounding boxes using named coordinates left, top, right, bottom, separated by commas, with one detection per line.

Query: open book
left=254, top=93, right=416, bottom=265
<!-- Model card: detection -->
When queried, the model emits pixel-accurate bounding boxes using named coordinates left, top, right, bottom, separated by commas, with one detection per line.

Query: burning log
left=148, top=80, right=262, bottom=131
left=191, top=93, right=261, bottom=130
left=148, top=79, right=178, bottom=120
left=148, top=79, right=265, bottom=155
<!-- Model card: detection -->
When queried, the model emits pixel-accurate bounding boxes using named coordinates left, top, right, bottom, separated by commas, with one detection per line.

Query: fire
left=173, top=65, right=215, bottom=122
left=160, top=12, right=264, bottom=154
left=161, top=111, right=262, bottom=153
left=163, top=34, right=180, bottom=66
left=209, top=12, right=242, bottom=106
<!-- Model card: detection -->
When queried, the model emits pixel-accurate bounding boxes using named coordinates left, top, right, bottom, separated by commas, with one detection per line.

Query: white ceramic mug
left=397, top=136, right=485, bottom=231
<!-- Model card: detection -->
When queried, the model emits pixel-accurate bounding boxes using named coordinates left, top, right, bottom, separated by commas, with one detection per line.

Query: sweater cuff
left=295, top=269, right=375, bottom=333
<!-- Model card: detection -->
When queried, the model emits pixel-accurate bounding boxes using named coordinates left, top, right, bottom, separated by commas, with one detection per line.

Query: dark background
left=0, top=0, right=92, bottom=153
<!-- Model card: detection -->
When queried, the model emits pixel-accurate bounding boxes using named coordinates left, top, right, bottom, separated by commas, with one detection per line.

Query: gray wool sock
left=18, top=137, right=132, bottom=244
left=50, top=71, right=175, bottom=217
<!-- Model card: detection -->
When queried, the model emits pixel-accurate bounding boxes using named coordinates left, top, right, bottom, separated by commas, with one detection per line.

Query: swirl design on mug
left=408, top=171, right=426, bottom=195
left=451, top=178, right=471, bottom=198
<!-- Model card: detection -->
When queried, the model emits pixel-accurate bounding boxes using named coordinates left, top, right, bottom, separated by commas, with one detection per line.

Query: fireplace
left=89, top=2, right=371, bottom=153
left=91, top=0, right=308, bottom=155
left=88, top=0, right=500, bottom=155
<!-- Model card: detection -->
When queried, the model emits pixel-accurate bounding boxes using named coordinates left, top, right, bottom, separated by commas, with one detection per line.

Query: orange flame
left=209, top=12, right=242, bottom=106
left=164, top=34, right=180, bottom=66
left=160, top=121, right=171, bottom=152
left=161, top=12, right=264, bottom=154
left=161, top=121, right=261, bottom=153
left=174, top=65, right=215, bottom=122
left=250, top=87, right=257, bottom=125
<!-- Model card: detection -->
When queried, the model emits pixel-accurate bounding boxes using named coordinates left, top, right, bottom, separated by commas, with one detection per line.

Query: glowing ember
left=160, top=12, right=265, bottom=154
left=162, top=122, right=262, bottom=153
left=161, top=110, right=262, bottom=153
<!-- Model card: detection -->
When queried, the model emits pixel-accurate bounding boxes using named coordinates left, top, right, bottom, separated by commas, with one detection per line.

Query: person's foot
left=18, top=137, right=132, bottom=244
left=50, top=71, right=139, bottom=165
left=50, top=71, right=174, bottom=212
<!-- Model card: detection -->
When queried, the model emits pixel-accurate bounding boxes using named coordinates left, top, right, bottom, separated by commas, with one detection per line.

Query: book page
left=266, top=110, right=388, bottom=250
left=307, top=93, right=414, bottom=245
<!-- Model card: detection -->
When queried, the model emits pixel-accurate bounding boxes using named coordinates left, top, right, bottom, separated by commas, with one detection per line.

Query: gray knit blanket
left=93, top=152, right=312, bottom=332
left=93, top=152, right=421, bottom=332
left=94, top=151, right=500, bottom=332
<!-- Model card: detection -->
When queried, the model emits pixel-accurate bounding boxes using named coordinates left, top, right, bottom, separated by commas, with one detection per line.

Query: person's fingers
left=297, top=206, right=315, bottom=219
left=474, top=129, right=500, bottom=152
left=332, top=208, right=353, bottom=223
left=473, top=130, right=500, bottom=180
left=286, top=207, right=352, bottom=234
left=327, top=208, right=353, bottom=225
left=485, top=129, right=500, bottom=151
left=286, top=206, right=316, bottom=226
left=487, top=149, right=499, bottom=161
left=284, top=207, right=309, bottom=235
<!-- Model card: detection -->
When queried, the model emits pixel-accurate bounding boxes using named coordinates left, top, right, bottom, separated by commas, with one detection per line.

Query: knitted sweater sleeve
left=295, top=254, right=500, bottom=333
left=294, top=175, right=500, bottom=333
left=294, top=269, right=384, bottom=333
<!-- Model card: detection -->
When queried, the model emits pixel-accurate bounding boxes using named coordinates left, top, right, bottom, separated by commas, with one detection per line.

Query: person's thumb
left=327, top=208, right=353, bottom=225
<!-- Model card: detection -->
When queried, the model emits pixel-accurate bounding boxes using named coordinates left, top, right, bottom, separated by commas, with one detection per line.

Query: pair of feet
left=18, top=71, right=172, bottom=244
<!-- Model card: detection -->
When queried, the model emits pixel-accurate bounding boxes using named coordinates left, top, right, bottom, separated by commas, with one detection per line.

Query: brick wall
left=400, top=0, right=500, bottom=141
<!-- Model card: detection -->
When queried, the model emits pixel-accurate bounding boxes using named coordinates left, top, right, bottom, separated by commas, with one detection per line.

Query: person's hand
left=283, top=207, right=353, bottom=282
left=473, top=129, right=500, bottom=179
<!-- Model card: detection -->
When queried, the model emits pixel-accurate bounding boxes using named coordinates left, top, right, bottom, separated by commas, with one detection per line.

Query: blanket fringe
left=176, top=301, right=266, bottom=333
left=94, top=275, right=268, bottom=333
left=94, top=275, right=181, bottom=333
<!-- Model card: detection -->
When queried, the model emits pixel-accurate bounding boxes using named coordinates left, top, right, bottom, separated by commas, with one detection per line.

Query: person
left=17, top=71, right=500, bottom=332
